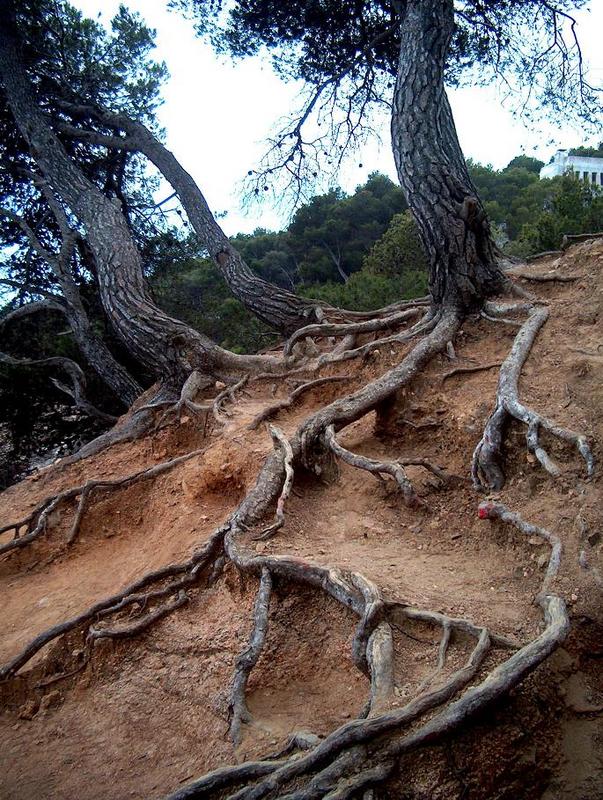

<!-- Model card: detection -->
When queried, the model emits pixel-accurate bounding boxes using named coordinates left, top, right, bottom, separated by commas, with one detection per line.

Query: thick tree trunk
left=61, top=304, right=141, bottom=406
left=391, top=0, right=505, bottom=311
left=55, top=104, right=323, bottom=335
left=0, top=7, right=278, bottom=388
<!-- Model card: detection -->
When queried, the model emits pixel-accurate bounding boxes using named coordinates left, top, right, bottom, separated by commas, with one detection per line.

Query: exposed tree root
left=0, top=523, right=227, bottom=681
left=138, top=371, right=213, bottom=428
left=0, top=351, right=117, bottom=423
left=0, top=446, right=209, bottom=557
left=442, top=361, right=502, bottom=381
left=526, top=250, right=563, bottom=262
left=283, top=307, right=422, bottom=358
left=508, top=269, right=579, bottom=283
left=561, top=232, right=603, bottom=249
left=323, top=296, right=430, bottom=323
left=248, top=376, right=351, bottom=431
left=0, top=297, right=586, bottom=799
left=252, top=426, right=294, bottom=541
left=229, top=567, right=272, bottom=745
left=472, top=305, right=594, bottom=490
left=323, top=425, right=448, bottom=508
left=253, top=308, right=439, bottom=384
left=213, top=375, right=250, bottom=423
left=477, top=501, right=561, bottom=595
left=57, top=402, right=161, bottom=466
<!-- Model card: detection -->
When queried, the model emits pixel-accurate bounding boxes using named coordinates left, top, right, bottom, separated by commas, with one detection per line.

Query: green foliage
left=298, top=209, right=428, bottom=311
left=568, top=142, right=603, bottom=158
left=509, top=173, right=603, bottom=254
left=150, top=258, right=276, bottom=353
left=286, top=174, right=407, bottom=284
left=504, top=155, right=544, bottom=174
left=300, top=271, right=420, bottom=313
left=362, top=211, right=428, bottom=279
left=467, top=159, right=551, bottom=240
left=230, top=229, right=296, bottom=288
left=149, top=154, right=603, bottom=347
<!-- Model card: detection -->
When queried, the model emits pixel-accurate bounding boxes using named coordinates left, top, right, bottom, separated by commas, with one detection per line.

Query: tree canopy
left=175, top=0, right=600, bottom=197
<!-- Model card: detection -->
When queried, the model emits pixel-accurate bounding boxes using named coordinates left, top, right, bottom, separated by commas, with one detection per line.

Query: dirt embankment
left=0, top=242, right=602, bottom=800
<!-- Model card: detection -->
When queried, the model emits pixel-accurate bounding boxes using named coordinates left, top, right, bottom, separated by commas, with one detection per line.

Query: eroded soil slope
left=0, top=242, right=602, bottom=800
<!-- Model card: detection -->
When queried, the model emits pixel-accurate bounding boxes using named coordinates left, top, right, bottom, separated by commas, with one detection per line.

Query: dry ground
left=0, top=242, right=602, bottom=800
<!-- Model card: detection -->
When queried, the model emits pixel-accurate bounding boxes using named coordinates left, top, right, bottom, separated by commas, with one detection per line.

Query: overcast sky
left=73, top=0, right=603, bottom=235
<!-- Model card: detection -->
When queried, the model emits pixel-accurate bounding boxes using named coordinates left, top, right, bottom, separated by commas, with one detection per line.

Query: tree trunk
left=391, top=0, right=504, bottom=311
left=0, top=6, right=277, bottom=388
left=0, top=296, right=141, bottom=407
left=56, top=104, right=324, bottom=335
left=62, top=304, right=142, bottom=406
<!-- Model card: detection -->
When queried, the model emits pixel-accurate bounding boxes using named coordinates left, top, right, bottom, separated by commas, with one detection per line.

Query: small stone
left=537, top=553, right=549, bottom=569
left=18, top=699, right=38, bottom=720
left=215, top=381, right=226, bottom=390
left=39, top=690, right=62, bottom=714
left=570, top=593, right=579, bottom=602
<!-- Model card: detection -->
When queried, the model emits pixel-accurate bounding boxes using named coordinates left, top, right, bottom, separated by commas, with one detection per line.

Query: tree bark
left=0, top=202, right=142, bottom=406
left=0, top=5, right=279, bottom=388
left=0, top=295, right=141, bottom=407
left=54, top=103, right=324, bottom=335
left=391, top=0, right=505, bottom=311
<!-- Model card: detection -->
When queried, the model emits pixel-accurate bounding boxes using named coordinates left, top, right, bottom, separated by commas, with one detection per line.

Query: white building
left=540, top=149, right=603, bottom=186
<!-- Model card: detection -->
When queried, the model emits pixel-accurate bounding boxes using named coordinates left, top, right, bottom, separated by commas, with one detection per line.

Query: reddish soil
left=0, top=242, right=602, bottom=799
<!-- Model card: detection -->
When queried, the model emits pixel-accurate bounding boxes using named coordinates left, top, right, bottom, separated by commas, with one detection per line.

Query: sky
left=73, top=0, right=603, bottom=235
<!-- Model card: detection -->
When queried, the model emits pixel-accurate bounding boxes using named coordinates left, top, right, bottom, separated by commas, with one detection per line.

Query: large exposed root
left=0, top=290, right=588, bottom=799
left=472, top=305, right=594, bottom=490
left=229, top=567, right=273, bottom=745
left=323, top=296, right=431, bottom=323
left=323, top=425, right=448, bottom=508
left=283, top=307, right=423, bottom=358
left=248, top=376, right=351, bottom=431
left=252, top=426, right=294, bottom=540
left=254, top=308, right=439, bottom=383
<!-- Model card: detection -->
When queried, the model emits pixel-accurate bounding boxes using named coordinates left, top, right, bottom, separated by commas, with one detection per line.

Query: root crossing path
left=1, top=242, right=602, bottom=800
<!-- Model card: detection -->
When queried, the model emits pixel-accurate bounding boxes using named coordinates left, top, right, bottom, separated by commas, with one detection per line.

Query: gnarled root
left=323, top=425, right=448, bottom=508
left=1, top=306, right=576, bottom=800
left=472, top=306, right=594, bottom=490
left=138, top=371, right=213, bottom=429
left=0, top=525, right=226, bottom=682
left=229, top=567, right=272, bottom=745
left=0, top=447, right=208, bottom=557
left=213, top=375, right=250, bottom=423
left=283, top=307, right=423, bottom=358
left=477, top=501, right=561, bottom=595
left=248, top=376, right=351, bottom=431
left=252, top=426, right=294, bottom=541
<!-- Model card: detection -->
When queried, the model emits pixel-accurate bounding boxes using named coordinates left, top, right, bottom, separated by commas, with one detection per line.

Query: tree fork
left=0, top=6, right=288, bottom=390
